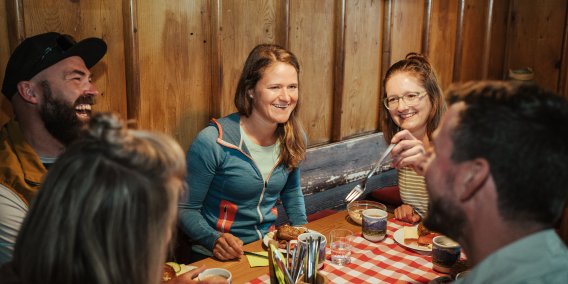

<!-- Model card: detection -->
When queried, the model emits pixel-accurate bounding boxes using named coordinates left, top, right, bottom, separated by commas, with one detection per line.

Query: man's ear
left=16, top=81, right=39, bottom=104
left=459, top=158, right=490, bottom=202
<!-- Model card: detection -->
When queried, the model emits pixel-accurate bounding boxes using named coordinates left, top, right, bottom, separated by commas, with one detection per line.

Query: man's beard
left=39, top=81, right=93, bottom=145
left=423, top=175, right=467, bottom=241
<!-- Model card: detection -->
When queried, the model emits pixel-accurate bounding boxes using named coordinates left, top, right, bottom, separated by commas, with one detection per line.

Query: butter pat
left=404, top=226, right=418, bottom=244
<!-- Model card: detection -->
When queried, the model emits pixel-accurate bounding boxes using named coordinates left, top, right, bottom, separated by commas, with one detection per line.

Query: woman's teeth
left=273, top=104, right=289, bottom=109
left=400, top=112, right=416, bottom=119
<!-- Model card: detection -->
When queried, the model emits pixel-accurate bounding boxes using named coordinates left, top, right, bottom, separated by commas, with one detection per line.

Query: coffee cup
left=432, top=236, right=461, bottom=273
left=297, top=232, right=327, bottom=269
left=198, top=268, right=232, bottom=283
left=362, top=208, right=388, bottom=242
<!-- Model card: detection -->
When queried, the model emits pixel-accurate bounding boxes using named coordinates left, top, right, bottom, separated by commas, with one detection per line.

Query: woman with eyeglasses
left=379, top=53, right=446, bottom=223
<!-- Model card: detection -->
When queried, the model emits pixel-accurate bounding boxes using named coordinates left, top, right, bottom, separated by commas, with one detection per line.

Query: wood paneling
left=340, top=0, right=383, bottom=139
left=0, top=1, right=12, bottom=126
left=562, top=3, right=568, bottom=99
left=458, top=0, right=489, bottom=81
left=506, top=0, right=567, bottom=92
left=2, top=0, right=568, bottom=149
left=487, top=0, right=510, bottom=80
left=427, top=0, right=459, bottom=91
left=21, top=0, right=127, bottom=117
left=289, top=0, right=335, bottom=145
left=218, top=0, right=285, bottom=117
left=390, top=0, right=425, bottom=63
left=137, top=0, right=211, bottom=150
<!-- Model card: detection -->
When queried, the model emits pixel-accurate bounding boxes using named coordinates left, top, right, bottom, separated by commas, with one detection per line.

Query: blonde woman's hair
left=11, top=113, right=186, bottom=284
left=381, top=53, right=446, bottom=142
left=234, top=44, right=306, bottom=168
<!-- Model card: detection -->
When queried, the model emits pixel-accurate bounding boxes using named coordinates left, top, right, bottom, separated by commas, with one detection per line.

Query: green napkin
left=246, top=251, right=269, bottom=267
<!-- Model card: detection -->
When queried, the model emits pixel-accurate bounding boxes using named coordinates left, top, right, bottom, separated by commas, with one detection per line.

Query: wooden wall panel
left=2, top=0, right=568, bottom=150
left=390, top=0, right=425, bottom=63
left=218, top=0, right=285, bottom=118
left=0, top=1, right=12, bottom=126
left=289, top=0, right=334, bottom=145
left=137, top=0, right=211, bottom=150
left=427, top=0, right=459, bottom=91
left=340, top=0, right=383, bottom=139
left=506, top=0, right=567, bottom=92
left=20, top=0, right=127, bottom=117
left=487, top=0, right=510, bottom=80
left=457, top=0, right=489, bottom=81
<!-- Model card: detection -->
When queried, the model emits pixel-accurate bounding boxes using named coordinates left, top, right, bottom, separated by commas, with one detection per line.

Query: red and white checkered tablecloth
left=246, top=218, right=444, bottom=283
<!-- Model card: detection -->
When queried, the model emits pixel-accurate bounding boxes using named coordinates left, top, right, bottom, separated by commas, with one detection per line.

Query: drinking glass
left=329, top=229, right=353, bottom=265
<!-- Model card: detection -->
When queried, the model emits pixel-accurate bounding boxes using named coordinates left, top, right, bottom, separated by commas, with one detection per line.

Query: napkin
left=246, top=251, right=269, bottom=267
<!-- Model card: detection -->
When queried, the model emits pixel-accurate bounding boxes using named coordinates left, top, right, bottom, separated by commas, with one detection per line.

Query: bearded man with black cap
left=0, top=32, right=107, bottom=264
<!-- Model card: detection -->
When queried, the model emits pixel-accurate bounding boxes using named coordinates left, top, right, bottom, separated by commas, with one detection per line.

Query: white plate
left=393, top=227, right=432, bottom=252
left=177, top=264, right=197, bottom=276
left=262, top=227, right=311, bottom=252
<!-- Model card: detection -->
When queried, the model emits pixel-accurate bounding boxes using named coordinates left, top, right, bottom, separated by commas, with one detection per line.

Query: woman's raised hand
left=390, top=130, right=427, bottom=173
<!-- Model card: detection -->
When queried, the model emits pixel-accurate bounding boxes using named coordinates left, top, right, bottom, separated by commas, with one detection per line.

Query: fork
left=344, top=143, right=396, bottom=202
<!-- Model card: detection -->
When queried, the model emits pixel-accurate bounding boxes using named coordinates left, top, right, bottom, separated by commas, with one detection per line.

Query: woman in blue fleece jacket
left=179, top=44, right=308, bottom=260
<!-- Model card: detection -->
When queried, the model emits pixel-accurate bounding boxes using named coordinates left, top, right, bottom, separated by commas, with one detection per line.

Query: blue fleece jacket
left=178, top=113, right=307, bottom=250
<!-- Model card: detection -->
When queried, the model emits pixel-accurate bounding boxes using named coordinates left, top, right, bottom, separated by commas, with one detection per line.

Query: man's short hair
left=446, top=81, right=568, bottom=226
left=2, top=32, right=107, bottom=99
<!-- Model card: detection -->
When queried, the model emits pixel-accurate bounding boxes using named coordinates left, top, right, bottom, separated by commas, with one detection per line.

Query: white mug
left=198, top=268, right=232, bottom=283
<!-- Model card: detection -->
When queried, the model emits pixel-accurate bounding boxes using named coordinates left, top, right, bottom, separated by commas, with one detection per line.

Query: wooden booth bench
left=276, top=132, right=397, bottom=226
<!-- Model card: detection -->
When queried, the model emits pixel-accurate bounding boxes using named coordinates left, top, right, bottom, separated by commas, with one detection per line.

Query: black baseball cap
left=1, top=32, right=107, bottom=99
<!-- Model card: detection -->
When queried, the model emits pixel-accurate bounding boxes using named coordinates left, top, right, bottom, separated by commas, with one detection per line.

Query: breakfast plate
left=177, top=264, right=197, bottom=276
left=393, top=227, right=432, bottom=253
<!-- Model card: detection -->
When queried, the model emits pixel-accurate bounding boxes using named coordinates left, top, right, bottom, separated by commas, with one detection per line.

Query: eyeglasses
left=383, top=91, right=427, bottom=110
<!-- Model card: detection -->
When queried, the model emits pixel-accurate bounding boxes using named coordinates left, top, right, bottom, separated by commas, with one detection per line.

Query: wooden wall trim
left=501, top=0, right=514, bottom=80
left=331, top=0, right=346, bottom=142
left=280, top=0, right=290, bottom=49
left=452, top=0, right=466, bottom=82
left=481, top=0, right=494, bottom=79
left=422, top=0, right=432, bottom=55
left=6, top=0, right=25, bottom=49
left=381, top=0, right=393, bottom=75
left=210, top=0, right=222, bottom=119
left=558, top=0, right=568, bottom=97
left=122, top=0, right=141, bottom=125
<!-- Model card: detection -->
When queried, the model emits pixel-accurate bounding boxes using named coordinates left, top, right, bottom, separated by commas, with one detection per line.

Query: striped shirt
left=398, top=166, right=429, bottom=217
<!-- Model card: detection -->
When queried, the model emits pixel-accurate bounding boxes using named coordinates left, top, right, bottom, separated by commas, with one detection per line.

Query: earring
left=249, top=94, right=254, bottom=99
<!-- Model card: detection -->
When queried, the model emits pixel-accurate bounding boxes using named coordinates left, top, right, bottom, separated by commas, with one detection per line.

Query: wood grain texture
left=488, top=0, right=510, bottom=80
left=561, top=0, right=568, bottom=98
left=137, top=0, right=211, bottom=150
left=0, top=1, right=12, bottom=125
left=427, top=0, right=459, bottom=91
left=331, top=0, right=346, bottom=142
left=340, top=0, right=383, bottom=139
left=289, top=0, right=335, bottom=146
left=506, top=0, right=567, bottom=92
left=299, top=133, right=389, bottom=195
left=390, top=0, right=425, bottom=63
left=218, top=0, right=284, bottom=117
left=122, top=0, right=141, bottom=126
left=21, top=0, right=127, bottom=118
left=458, top=0, right=488, bottom=81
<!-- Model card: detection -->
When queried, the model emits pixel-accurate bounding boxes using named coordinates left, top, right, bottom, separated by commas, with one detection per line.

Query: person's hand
left=394, top=204, right=421, bottom=223
left=390, top=130, right=427, bottom=173
left=174, top=265, right=229, bottom=284
left=213, top=233, right=244, bottom=260
left=172, top=265, right=205, bottom=283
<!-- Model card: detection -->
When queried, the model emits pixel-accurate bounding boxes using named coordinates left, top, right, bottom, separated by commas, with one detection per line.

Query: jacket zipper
left=220, top=205, right=228, bottom=233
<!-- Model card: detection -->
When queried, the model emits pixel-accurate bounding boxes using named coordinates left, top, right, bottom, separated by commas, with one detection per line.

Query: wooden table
left=190, top=211, right=361, bottom=283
